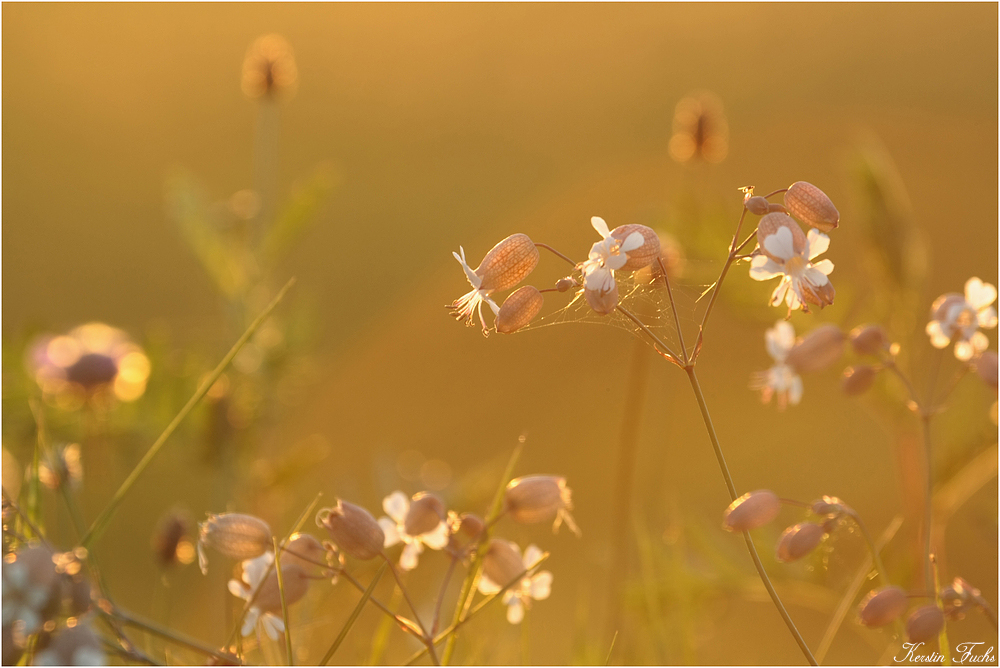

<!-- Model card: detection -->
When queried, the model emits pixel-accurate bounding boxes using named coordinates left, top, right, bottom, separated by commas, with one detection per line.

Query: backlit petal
left=378, top=517, right=401, bottom=547
left=383, top=491, right=409, bottom=524
left=749, top=255, right=783, bottom=281
left=506, top=598, right=525, bottom=624
left=399, top=543, right=422, bottom=571
left=421, top=521, right=450, bottom=550
left=621, top=231, right=644, bottom=252
left=478, top=574, right=502, bottom=595
left=591, top=216, right=611, bottom=239
left=763, top=227, right=795, bottom=261
left=811, top=259, right=835, bottom=276
left=978, top=306, right=998, bottom=329
left=806, top=230, right=830, bottom=260
left=530, top=571, right=553, bottom=600
left=965, top=277, right=997, bottom=310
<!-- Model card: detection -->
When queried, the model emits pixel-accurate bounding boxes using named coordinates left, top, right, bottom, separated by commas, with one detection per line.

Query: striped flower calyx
left=450, top=234, right=539, bottom=335
left=504, top=475, right=580, bottom=536
left=197, top=513, right=272, bottom=575
left=496, top=286, right=544, bottom=334
left=317, top=499, right=385, bottom=561
left=784, top=181, right=840, bottom=233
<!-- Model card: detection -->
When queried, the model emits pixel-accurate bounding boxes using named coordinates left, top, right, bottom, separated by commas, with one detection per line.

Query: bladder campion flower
left=478, top=540, right=552, bottom=624
left=925, top=277, right=998, bottom=361
left=749, top=214, right=835, bottom=313
left=906, top=604, right=945, bottom=643
left=496, top=286, right=544, bottom=334
left=785, top=323, right=845, bottom=373
left=377, top=491, right=449, bottom=571
left=783, top=181, right=840, bottom=233
left=227, top=553, right=310, bottom=640
left=316, top=500, right=385, bottom=561
left=197, top=513, right=272, bottom=575
left=241, top=34, right=298, bottom=100
left=722, top=490, right=781, bottom=532
left=504, top=476, right=580, bottom=536
left=450, top=233, right=539, bottom=335
left=749, top=321, right=803, bottom=409
left=775, top=522, right=826, bottom=562
left=858, top=586, right=909, bottom=627
left=580, top=217, right=643, bottom=315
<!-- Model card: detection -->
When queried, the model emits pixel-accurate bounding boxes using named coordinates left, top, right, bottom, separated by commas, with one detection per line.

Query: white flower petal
left=522, top=544, right=544, bottom=569
left=978, top=306, right=998, bottom=329
left=971, top=331, right=990, bottom=354
left=421, top=521, right=450, bottom=550
left=453, top=248, right=482, bottom=289
left=591, top=216, right=611, bottom=238
left=228, top=579, right=249, bottom=600
left=766, top=321, right=796, bottom=362
left=770, top=280, right=789, bottom=307
left=749, top=255, right=783, bottom=281
left=621, top=231, right=644, bottom=252
left=788, top=374, right=804, bottom=405
left=604, top=253, right=628, bottom=271
left=955, top=340, right=975, bottom=361
left=806, top=230, right=830, bottom=260
left=506, top=598, right=525, bottom=624
left=261, top=613, right=284, bottom=641
left=763, top=227, right=795, bottom=261
left=530, top=571, right=553, bottom=600
left=926, top=321, right=951, bottom=348
left=243, top=553, right=274, bottom=588
left=399, top=542, right=423, bottom=571
left=383, top=491, right=410, bottom=524
left=803, top=266, right=830, bottom=287
left=965, top=277, right=997, bottom=310
left=378, top=517, right=401, bottom=547
left=811, top=259, right=835, bottom=276
left=242, top=609, right=260, bottom=638
left=478, top=574, right=502, bottom=595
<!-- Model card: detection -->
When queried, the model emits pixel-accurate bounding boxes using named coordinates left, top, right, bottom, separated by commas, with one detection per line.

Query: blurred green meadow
left=2, top=3, right=997, bottom=665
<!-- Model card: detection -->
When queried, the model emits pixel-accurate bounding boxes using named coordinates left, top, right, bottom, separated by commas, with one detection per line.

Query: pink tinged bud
left=722, top=490, right=781, bottom=532
left=775, top=522, right=826, bottom=562
left=850, top=324, right=890, bottom=356
left=745, top=196, right=771, bottom=216
left=475, top=233, right=540, bottom=293
left=281, top=533, right=327, bottom=575
left=555, top=277, right=577, bottom=292
left=810, top=495, right=848, bottom=518
left=973, top=351, right=998, bottom=390
left=504, top=475, right=580, bottom=535
left=858, top=586, right=909, bottom=627
left=756, top=213, right=808, bottom=263
left=842, top=365, right=879, bottom=395
left=785, top=324, right=845, bottom=373
left=316, top=500, right=385, bottom=561
left=496, top=286, right=544, bottom=334
left=482, top=539, right=525, bottom=588
left=783, top=181, right=840, bottom=233
left=404, top=492, right=446, bottom=536
left=906, top=604, right=945, bottom=643
left=198, top=513, right=272, bottom=574
left=585, top=282, right=619, bottom=315
left=610, top=224, right=662, bottom=271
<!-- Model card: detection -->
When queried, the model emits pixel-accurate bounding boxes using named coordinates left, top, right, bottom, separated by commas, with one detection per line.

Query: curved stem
left=384, top=557, right=439, bottom=665
left=685, top=367, right=817, bottom=665
left=534, top=243, right=578, bottom=267
left=921, top=415, right=935, bottom=597
left=615, top=305, right=682, bottom=365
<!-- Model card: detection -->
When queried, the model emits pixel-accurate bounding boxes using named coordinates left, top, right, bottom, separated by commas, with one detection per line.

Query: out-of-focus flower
left=227, top=553, right=310, bottom=640
left=28, top=323, right=151, bottom=405
left=906, top=605, right=945, bottom=643
left=775, top=522, right=826, bottom=562
left=925, top=278, right=998, bottom=361
left=849, top=324, right=890, bottom=356
left=198, top=513, right=272, bottom=575
left=477, top=541, right=552, bottom=624
left=842, top=365, right=879, bottom=396
left=722, top=490, right=781, bottom=532
left=972, top=351, right=998, bottom=390
left=750, top=321, right=803, bottom=409
left=504, top=476, right=580, bottom=536
left=450, top=234, right=539, bottom=334
left=152, top=510, right=194, bottom=569
left=858, top=586, right=908, bottom=627
left=785, top=324, right=845, bottom=373
left=38, top=444, right=83, bottom=491
left=32, top=620, right=106, bottom=666
left=940, top=576, right=986, bottom=621
left=668, top=91, right=728, bottom=164
left=316, top=500, right=385, bottom=561
left=579, top=217, right=643, bottom=314
left=2, top=544, right=58, bottom=638
left=377, top=492, right=449, bottom=571
left=241, top=34, right=298, bottom=100
left=749, top=214, right=835, bottom=313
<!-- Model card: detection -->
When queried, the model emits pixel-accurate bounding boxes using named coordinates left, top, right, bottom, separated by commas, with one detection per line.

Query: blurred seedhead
left=669, top=91, right=728, bottom=165
left=241, top=34, right=298, bottom=101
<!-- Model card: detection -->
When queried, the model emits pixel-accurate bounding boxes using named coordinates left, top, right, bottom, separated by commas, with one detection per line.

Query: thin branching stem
left=105, top=605, right=240, bottom=664
left=384, top=557, right=440, bottom=665
left=534, top=243, right=578, bottom=267
left=273, top=538, right=293, bottom=666
left=615, top=305, right=682, bottom=365
left=922, top=415, right=935, bottom=597
left=433, top=557, right=459, bottom=636
left=320, top=561, right=388, bottom=666
left=656, top=257, right=688, bottom=364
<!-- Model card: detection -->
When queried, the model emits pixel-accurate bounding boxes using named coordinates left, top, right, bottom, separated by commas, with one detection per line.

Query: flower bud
left=475, top=234, right=540, bottom=293
left=973, top=351, right=998, bottom=390
left=404, top=492, right=446, bottom=537
left=775, top=522, right=825, bottom=562
left=496, top=286, right=544, bottom=334
left=198, top=513, right=272, bottom=575
left=906, top=604, right=945, bottom=643
left=555, top=277, right=577, bottom=292
left=745, top=196, right=770, bottom=216
left=610, top=224, right=661, bottom=271
left=784, top=181, right=840, bottom=232
left=505, top=476, right=579, bottom=535
left=453, top=512, right=484, bottom=541
left=482, top=539, right=525, bottom=588
left=850, top=324, right=890, bottom=356
left=281, top=533, right=327, bottom=575
left=722, top=490, right=781, bottom=532
left=842, top=365, right=878, bottom=395
left=585, top=283, right=619, bottom=315
left=858, top=586, right=908, bottom=627
left=785, top=324, right=844, bottom=373
left=756, top=213, right=809, bottom=263
left=316, top=500, right=385, bottom=561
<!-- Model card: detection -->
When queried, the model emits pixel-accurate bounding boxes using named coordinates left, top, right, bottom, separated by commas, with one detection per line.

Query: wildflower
left=32, top=620, right=106, bottom=666
left=940, top=577, right=984, bottom=621
left=227, top=553, right=310, bottom=640
left=926, top=278, right=998, bottom=361
left=785, top=324, right=845, bottom=373
left=38, top=443, right=83, bottom=491
left=316, top=499, right=385, bottom=561
left=198, top=513, right=272, bottom=575
left=377, top=492, right=449, bottom=571
left=477, top=540, right=552, bottom=624
left=447, top=512, right=485, bottom=551
left=775, top=522, right=825, bottom=562
left=2, top=544, right=58, bottom=637
left=783, top=181, right=840, bottom=233
left=668, top=91, right=728, bottom=164
left=722, top=490, right=781, bottom=532
left=496, top=286, right=544, bottom=334
left=749, top=321, right=803, bottom=409
left=849, top=324, right=890, bottom=356
left=504, top=476, right=580, bottom=536
left=27, top=323, right=151, bottom=404
left=450, top=234, right=539, bottom=334
left=858, top=586, right=908, bottom=627
left=609, top=224, right=661, bottom=271
left=906, top=604, right=945, bottom=643
left=842, top=365, right=879, bottom=395
left=749, top=213, right=835, bottom=313
left=241, top=34, right=298, bottom=100
left=579, top=217, right=643, bottom=314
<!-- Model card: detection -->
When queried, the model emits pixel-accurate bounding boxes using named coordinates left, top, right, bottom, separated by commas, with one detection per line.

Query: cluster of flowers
left=721, top=490, right=992, bottom=644
left=197, top=475, right=579, bottom=639
left=1, top=543, right=103, bottom=666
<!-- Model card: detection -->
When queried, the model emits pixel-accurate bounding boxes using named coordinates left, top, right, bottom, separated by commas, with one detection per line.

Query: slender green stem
left=105, top=606, right=240, bottom=664
left=384, top=556, right=440, bottom=666
left=656, top=257, right=688, bottom=364
left=534, top=243, right=578, bottom=267
left=921, top=415, right=934, bottom=597
left=693, top=207, right=752, bottom=361
left=845, top=511, right=890, bottom=588
left=320, top=561, right=388, bottom=666
left=273, top=538, right=293, bottom=666
left=685, top=367, right=817, bottom=665
left=931, top=555, right=951, bottom=665
left=80, top=277, right=296, bottom=551
left=433, top=557, right=458, bottom=635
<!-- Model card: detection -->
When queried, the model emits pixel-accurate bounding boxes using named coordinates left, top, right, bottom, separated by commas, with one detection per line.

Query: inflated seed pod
left=850, top=324, right=890, bottom=356
left=756, top=213, right=809, bottom=263
left=404, top=492, right=446, bottom=537
left=496, top=286, right=545, bottom=334
left=585, top=283, right=619, bottom=315
left=482, top=539, right=524, bottom=588
left=784, top=181, right=840, bottom=232
left=785, top=324, right=845, bottom=373
left=906, top=605, right=945, bottom=642
left=745, top=196, right=771, bottom=216
left=610, top=224, right=662, bottom=271
left=842, top=365, right=879, bottom=395
left=722, top=490, right=782, bottom=532
left=474, top=234, right=540, bottom=293
left=775, top=522, right=825, bottom=562
left=316, top=500, right=385, bottom=561
left=198, top=513, right=272, bottom=575
left=858, top=586, right=908, bottom=627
